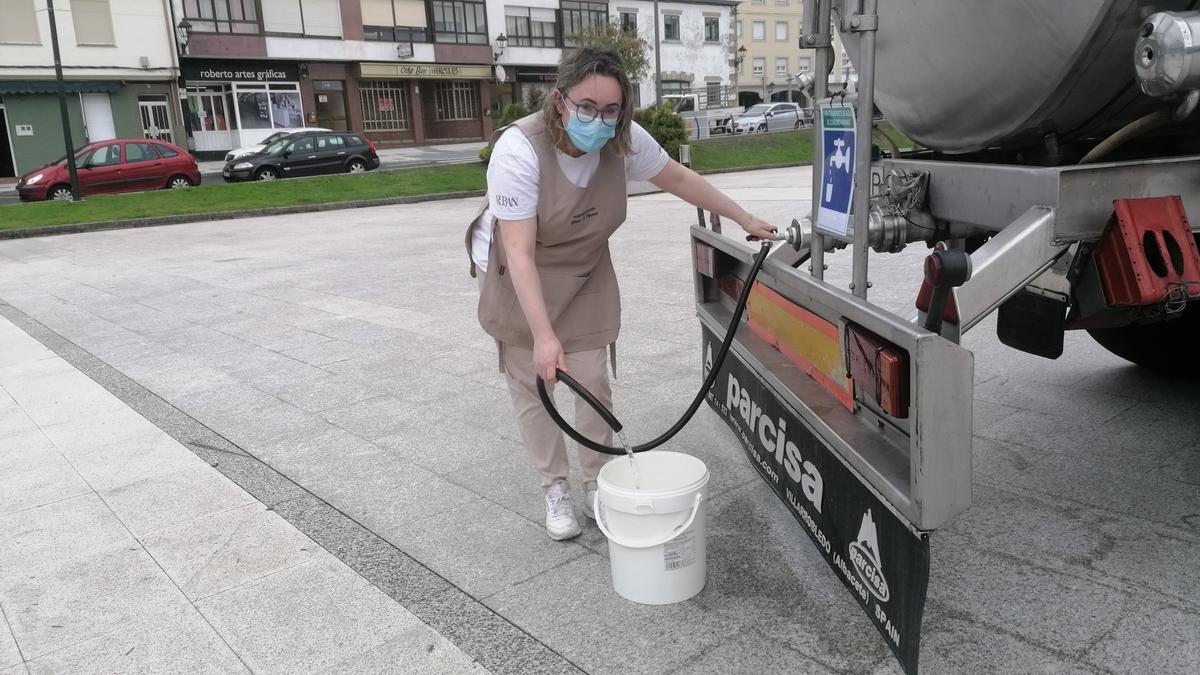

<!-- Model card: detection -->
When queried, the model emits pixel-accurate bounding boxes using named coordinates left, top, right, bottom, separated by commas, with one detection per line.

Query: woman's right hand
left=534, top=335, right=567, bottom=382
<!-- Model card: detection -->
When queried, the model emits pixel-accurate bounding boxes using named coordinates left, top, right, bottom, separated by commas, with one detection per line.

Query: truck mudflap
left=701, top=323, right=930, bottom=673
left=692, top=226, right=975, bottom=674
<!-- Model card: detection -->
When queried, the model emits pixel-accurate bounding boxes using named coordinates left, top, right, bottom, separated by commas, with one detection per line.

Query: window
left=71, top=0, right=115, bottom=45
left=561, top=1, right=607, bottom=46
left=797, top=57, right=811, bottom=73
left=264, top=0, right=342, bottom=37
left=776, top=57, right=787, bottom=76
left=735, top=21, right=741, bottom=38
left=776, top=0, right=788, bottom=4
left=751, top=0, right=764, bottom=4
left=155, top=144, right=180, bottom=157
left=752, top=57, right=765, bottom=77
left=775, top=21, right=787, bottom=41
left=88, top=144, right=121, bottom=167
left=661, top=80, right=689, bottom=97
left=620, top=11, right=637, bottom=34
left=663, top=14, right=680, bottom=41
left=361, top=80, right=410, bottom=131
left=752, top=21, right=765, bottom=41
left=290, top=137, right=316, bottom=153
left=432, top=0, right=488, bottom=44
left=704, top=16, right=719, bottom=43
left=183, top=0, right=259, bottom=34
left=505, top=6, right=558, bottom=48
left=705, top=82, right=721, bottom=108
left=361, top=0, right=429, bottom=42
left=434, top=81, right=479, bottom=121
left=1, top=0, right=39, bottom=44
left=316, top=135, right=345, bottom=151
left=124, top=142, right=158, bottom=163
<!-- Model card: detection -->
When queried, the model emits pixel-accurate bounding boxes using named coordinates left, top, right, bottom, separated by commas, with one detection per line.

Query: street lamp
left=734, top=45, right=747, bottom=67
left=176, top=19, right=192, bottom=57
left=492, top=33, right=507, bottom=62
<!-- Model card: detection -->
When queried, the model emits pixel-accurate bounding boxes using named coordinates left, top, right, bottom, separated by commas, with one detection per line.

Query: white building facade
left=0, top=0, right=184, bottom=176
left=607, top=0, right=737, bottom=108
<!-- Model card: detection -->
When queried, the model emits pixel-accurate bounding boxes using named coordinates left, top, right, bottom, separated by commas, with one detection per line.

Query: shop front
left=0, top=79, right=181, bottom=176
left=356, top=63, right=494, bottom=144
left=181, top=59, right=304, bottom=158
left=515, top=67, right=558, bottom=109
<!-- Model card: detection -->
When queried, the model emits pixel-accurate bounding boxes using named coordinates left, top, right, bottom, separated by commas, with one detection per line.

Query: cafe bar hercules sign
left=358, top=63, right=493, bottom=80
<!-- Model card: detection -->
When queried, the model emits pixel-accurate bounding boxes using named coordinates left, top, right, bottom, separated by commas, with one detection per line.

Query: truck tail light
left=846, top=324, right=909, bottom=418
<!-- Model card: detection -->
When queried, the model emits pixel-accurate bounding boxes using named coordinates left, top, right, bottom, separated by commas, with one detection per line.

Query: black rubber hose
left=536, top=241, right=772, bottom=455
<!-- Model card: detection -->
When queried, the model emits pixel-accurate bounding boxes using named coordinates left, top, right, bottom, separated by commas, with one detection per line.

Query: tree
left=567, top=20, right=651, bottom=85
left=634, top=104, right=688, bottom=160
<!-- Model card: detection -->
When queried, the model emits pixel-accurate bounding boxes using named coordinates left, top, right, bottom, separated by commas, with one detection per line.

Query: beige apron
left=467, top=114, right=627, bottom=364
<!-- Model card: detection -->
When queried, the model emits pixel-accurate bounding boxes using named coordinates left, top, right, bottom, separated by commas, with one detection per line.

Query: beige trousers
left=501, top=342, right=614, bottom=488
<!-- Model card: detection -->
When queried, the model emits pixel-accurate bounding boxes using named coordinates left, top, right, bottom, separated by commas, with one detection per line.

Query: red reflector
left=846, top=324, right=909, bottom=418
left=1095, top=196, right=1200, bottom=307
left=369, top=141, right=377, bottom=153
left=717, top=273, right=744, bottom=302
left=694, top=241, right=717, bottom=278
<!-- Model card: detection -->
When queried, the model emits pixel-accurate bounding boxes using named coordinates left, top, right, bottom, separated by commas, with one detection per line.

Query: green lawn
left=0, top=163, right=487, bottom=232
left=2, top=121, right=918, bottom=233
left=689, top=121, right=914, bottom=172
left=690, top=131, right=815, bottom=172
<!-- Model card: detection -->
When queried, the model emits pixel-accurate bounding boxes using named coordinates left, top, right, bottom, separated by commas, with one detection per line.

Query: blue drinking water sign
left=816, top=105, right=856, bottom=238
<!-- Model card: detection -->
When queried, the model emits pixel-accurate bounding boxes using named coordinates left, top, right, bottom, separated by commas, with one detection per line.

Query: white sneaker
left=544, top=483, right=580, bottom=540
left=582, top=485, right=598, bottom=520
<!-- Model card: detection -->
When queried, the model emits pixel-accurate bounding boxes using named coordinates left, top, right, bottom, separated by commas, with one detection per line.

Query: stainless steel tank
left=836, top=0, right=1199, bottom=154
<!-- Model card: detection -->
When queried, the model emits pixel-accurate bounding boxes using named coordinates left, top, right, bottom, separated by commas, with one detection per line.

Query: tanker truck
left=691, top=3, right=1200, bottom=672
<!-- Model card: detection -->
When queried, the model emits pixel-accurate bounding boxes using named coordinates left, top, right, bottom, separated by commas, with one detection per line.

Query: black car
left=222, top=131, right=380, bottom=182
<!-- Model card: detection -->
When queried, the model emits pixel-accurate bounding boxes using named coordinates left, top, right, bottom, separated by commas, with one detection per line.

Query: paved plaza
left=1, top=167, right=1197, bottom=673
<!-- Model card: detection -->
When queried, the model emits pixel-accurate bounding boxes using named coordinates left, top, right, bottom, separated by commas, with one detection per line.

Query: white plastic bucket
left=595, top=451, right=709, bottom=605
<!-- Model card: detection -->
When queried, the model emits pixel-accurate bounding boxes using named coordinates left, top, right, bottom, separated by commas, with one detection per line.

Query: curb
left=0, top=162, right=807, bottom=241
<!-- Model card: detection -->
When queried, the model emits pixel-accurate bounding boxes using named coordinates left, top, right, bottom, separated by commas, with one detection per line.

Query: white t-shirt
left=470, top=121, right=670, bottom=271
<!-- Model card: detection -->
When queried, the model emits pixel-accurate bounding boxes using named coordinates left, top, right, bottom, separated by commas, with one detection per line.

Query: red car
left=16, top=139, right=201, bottom=202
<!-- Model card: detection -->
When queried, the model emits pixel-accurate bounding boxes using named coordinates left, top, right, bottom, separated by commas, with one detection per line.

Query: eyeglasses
left=562, top=92, right=623, bottom=127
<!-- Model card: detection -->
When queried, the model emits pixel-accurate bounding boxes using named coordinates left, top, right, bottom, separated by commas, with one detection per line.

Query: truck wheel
left=1086, top=302, right=1200, bottom=377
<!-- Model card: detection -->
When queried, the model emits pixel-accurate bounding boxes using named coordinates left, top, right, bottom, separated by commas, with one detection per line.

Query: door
left=314, top=82, right=348, bottom=131
left=0, top=104, right=15, bottom=178
left=313, top=134, right=347, bottom=174
left=187, top=88, right=233, bottom=152
left=77, top=142, right=124, bottom=195
left=279, top=136, right=318, bottom=177
left=81, top=93, right=116, bottom=142
left=139, top=99, right=173, bottom=142
left=121, top=141, right=167, bottom=191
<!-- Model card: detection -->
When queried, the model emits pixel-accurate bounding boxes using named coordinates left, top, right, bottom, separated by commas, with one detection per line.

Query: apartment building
left=0, top=0, right=741, bottom=167
left=0, top=0, right=183, bottom=177
left=181, top=0, right=744, bottom=156
left=734, top=0, right=851, bottom=107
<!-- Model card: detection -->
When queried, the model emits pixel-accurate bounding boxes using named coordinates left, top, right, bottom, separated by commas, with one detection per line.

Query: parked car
left=729, top=102, right=805, bottom=134
left=222, top=131, right=380, bottom=182
left=16, top=139, right=200, bottom=202
left=224, top=127, right=331, bottom=164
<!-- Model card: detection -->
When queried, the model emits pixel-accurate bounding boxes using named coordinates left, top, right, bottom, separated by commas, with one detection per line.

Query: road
left=0, top=166, right=1195, bottom=672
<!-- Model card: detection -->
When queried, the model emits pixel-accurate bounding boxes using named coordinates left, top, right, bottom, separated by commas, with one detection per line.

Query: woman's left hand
left=739, top=215, right=778, bottom=241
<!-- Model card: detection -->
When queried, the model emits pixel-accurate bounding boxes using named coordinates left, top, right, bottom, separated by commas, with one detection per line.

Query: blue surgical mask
left=566, top=115, right=616, bottom=153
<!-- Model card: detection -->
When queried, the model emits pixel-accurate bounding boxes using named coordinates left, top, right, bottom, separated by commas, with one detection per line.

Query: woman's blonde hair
left=542, top=45, right=634, bottom=155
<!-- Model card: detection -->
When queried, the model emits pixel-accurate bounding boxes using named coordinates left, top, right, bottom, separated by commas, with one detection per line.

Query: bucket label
left=664, top=527, right=697, bottom=571
left=702, top=327, right=930, bottom=675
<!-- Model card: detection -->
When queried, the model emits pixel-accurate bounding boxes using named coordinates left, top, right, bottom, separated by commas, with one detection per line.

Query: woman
left=467, top=46, right=775, bottom=541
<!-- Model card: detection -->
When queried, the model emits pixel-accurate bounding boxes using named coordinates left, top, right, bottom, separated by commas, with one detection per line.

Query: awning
left=0, top=80, right=122, bottom=95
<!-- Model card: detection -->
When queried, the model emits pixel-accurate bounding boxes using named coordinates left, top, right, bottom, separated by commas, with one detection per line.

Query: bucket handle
left=595, top=492, right=703, bottom=549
